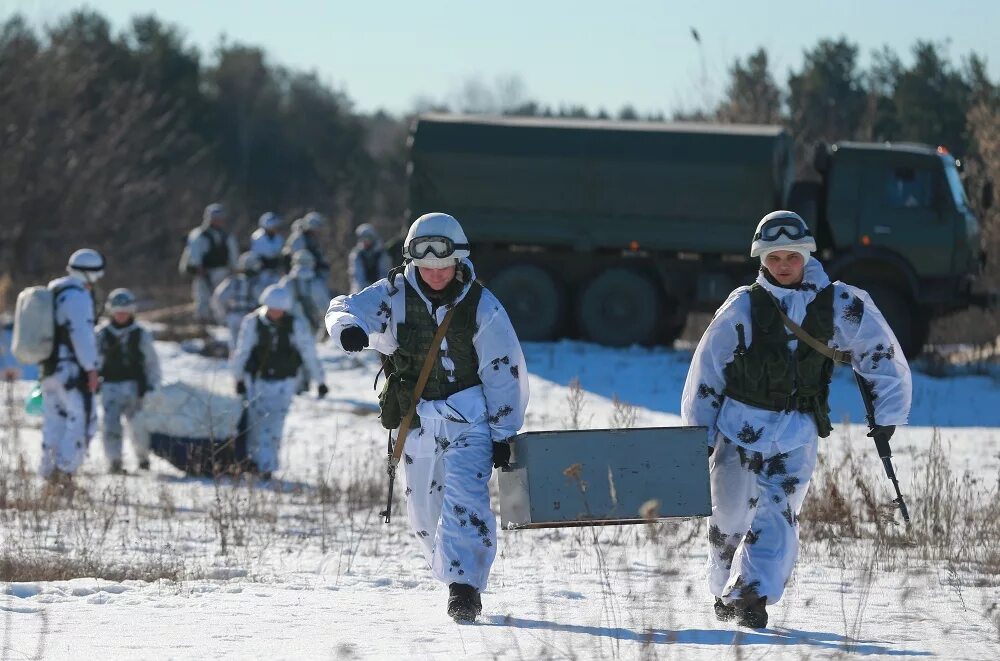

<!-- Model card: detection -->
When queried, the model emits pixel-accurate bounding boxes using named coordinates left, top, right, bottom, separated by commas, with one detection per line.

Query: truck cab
left=808, top=142, right=987, bottom=356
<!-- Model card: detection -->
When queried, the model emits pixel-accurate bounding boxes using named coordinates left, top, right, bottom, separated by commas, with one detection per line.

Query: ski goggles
left=754, top=216, right=812, bottom=242
left=406, top=235, right=469, bottom=259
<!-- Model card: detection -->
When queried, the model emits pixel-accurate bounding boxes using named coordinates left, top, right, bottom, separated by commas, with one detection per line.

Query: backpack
left=11, top=283, right=80, bottom=364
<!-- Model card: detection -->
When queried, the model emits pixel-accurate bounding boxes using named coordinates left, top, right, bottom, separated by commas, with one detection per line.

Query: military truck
left=408, top=113, right=993, bottom=357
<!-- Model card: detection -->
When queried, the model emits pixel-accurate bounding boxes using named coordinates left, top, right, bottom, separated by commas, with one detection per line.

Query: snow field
left=1, top=339, right=999, bottom=659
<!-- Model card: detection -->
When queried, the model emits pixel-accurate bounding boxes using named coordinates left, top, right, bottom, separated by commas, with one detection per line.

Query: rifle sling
left=390, top=305, right=457, bottom=464
left=764, top=291, right=853, bottom=365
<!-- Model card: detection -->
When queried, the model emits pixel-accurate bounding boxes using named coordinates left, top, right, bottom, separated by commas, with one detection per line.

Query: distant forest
left=1, top=10, right=997, bottom=328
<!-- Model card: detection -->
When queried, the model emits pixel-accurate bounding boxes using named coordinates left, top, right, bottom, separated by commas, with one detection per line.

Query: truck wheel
left=488, top=264, right=564, bottom=341
left=577, top=268, right=661, bottom=346
left=863, top=285, right=924, bottom=359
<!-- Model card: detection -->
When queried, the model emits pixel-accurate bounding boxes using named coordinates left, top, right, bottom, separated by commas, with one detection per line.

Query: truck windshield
left=943, top=158, right=971, bottom=210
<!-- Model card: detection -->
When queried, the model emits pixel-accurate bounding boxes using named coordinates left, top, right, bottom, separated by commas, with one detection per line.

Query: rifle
left=853, top=371, right=911, bottom=524
left=379, top=431, right=396, bottom=523
left=379, top=306, right=456, bottom=524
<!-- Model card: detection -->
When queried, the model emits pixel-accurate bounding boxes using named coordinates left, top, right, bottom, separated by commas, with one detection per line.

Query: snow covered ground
left=2, top=338, right=1000, bottom=659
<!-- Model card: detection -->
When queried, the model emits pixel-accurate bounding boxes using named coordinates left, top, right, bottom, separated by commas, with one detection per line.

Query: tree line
left=1, top=11, right=997, bottom=322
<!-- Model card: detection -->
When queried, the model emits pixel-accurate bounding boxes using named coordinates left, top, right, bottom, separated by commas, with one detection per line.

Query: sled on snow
left=133, top=382, right=249, bottom=476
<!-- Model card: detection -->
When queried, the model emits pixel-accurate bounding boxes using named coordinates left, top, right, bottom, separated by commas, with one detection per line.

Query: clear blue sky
left=4, top=0, right=998, bottom=116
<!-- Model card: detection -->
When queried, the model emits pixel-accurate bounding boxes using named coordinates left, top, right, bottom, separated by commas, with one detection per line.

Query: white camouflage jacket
left=325, top=260, right=529, bottom=443
left=47, top=275, right=98, bottom=372
left=681, top=259, right=912, bottom=453
left=94, top=320, right=162, bottom=388
left=231, top=308, right=325, bottom=384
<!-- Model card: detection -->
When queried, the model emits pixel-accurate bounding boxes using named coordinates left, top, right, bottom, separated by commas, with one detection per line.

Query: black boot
left=109, top=459, right=126, bottom=475
left=138, top=458, right=150, bottom=471
left=735, top=594, right=768, bottom=629
left=447, top=583, right=482, bottom=622
left=714, top=597, right=736, bottom=622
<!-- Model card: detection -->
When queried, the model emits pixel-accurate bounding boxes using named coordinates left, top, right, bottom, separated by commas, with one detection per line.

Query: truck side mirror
left=983, top=181, right=994, bottom=211
left=813, top=142, right=831, bottom=174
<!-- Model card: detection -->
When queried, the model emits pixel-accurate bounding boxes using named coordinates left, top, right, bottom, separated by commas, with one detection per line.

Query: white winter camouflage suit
left=96, top=320, right=162, bottom=465
left=278, top=268, right=331, bottom=336
left=184, top=225, right=239, bottom=323
left=326, top=260, right=529, bottom=592
left=40, top=276, right=98, bottom=477
left=347, top=241, right=392, bottom=294
left=212, top=274, right=264, bottom=352
left=250, top=228, right=285, bottom=289
left=231, top=308, right=325, bottom=473
left=681, top=259, right=911, bottom=606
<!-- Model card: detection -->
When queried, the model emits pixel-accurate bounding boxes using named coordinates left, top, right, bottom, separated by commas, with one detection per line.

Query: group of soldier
left=23, top=205, right=911, bottom=629
left=36, top=203, right=393, bottom=484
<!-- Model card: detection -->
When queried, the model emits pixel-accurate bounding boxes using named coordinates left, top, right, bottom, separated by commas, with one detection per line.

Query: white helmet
left=203, top=202, right=226, bottom=224
left=105, top=288, right=137, bottom=315
left=302, top=211, right=324, bottom=232
left=259, top=285, right=292, bottom=311
left=66, top=248, right=105, bottom=282
left=749, top=210, right=816, bottom=260
left=291, top=249, right=316, bottom=271
left=238, top=251, right=263, bottom=274
left=355, top=223, right=379, bottom=242
left=402, top=212, right=470, bottom=268
left=258, top=211, right=282, bottom=231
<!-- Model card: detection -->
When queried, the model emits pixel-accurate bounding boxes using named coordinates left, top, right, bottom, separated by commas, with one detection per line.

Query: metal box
left=498, top=426, right=711, bottom=529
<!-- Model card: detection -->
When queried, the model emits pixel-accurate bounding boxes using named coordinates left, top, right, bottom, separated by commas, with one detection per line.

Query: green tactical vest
left=723, top=283, right=835, bottom=437
left=99, top=326, right=145, bottom=385
left=245, top=315, right=302, bottom=380
left=377, top=276, right=483, bottom=430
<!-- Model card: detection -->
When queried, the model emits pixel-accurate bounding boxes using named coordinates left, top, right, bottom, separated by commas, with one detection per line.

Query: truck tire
left=488, top=264, right=564, bottom=341
left=862, top=285, right=925, bottom=359
left=577, top=268, right=661, bottom=346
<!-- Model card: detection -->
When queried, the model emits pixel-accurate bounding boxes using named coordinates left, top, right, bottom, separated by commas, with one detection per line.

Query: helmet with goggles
left=105, top=288, right=137, bottom=315
left=402, top=213, right=470, bottom=268
left=750, top=210, right=816, bottom=259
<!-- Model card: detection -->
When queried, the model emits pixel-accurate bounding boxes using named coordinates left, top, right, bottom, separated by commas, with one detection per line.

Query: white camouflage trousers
left=245, top=376, right=296, bottom=473
left=100, top=380, right=150, bottom=464
left=194, top=267, right=229, bottom=323
left=708, top=435, right=818, bottom=605
left=225, top=313, right=244, bottom=353
left=402, top=387, right=497, bottom=592
left=40, top=362, right=97, bottom=477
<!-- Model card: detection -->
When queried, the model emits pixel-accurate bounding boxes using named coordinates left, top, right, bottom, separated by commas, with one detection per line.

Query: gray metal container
left=498, top=426, right=711, bottom=529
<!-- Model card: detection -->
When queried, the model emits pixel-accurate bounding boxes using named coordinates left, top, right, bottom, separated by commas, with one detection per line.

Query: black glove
left=492, top=441, right=511, bottom=470
left=340, top=326, right=369, bottom=352
left=317, top=383, right=329, bottom=399
left=236, top=381, right=246, bottom=396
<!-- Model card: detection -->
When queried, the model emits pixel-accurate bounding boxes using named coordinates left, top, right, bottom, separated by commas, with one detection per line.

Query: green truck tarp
left=410, top=113, right=793, bottom=255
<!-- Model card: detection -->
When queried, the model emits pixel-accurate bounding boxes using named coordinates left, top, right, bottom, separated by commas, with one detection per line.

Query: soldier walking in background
left=213, top=252, right=265, bottom=352
left=180, top=202, right=239, bottom=325
left=283, top=211, right=329, bottom=280
left=96, top=288, right=161, bottom=474
left=231, top=285, right=327, bottom=480
left=39, top=249, right=105, bottom=484
left=250, top=211, right=286, bottom=288
left=278, top=250, right=331, bottom=338
left=348, top=223, right=392, bottom=293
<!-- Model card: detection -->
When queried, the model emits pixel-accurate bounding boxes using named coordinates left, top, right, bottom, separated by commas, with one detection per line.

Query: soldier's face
left=266, top=308, right=286, bottom=321
left=112, top=311, right=133, bottom=325
left=763, top=250, right=806, bottom=286
left=417, top=265, right=456, bottom=291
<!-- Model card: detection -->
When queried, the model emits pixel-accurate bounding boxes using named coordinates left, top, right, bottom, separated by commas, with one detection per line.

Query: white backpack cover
left=12, top=286, right=56, bottom=364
